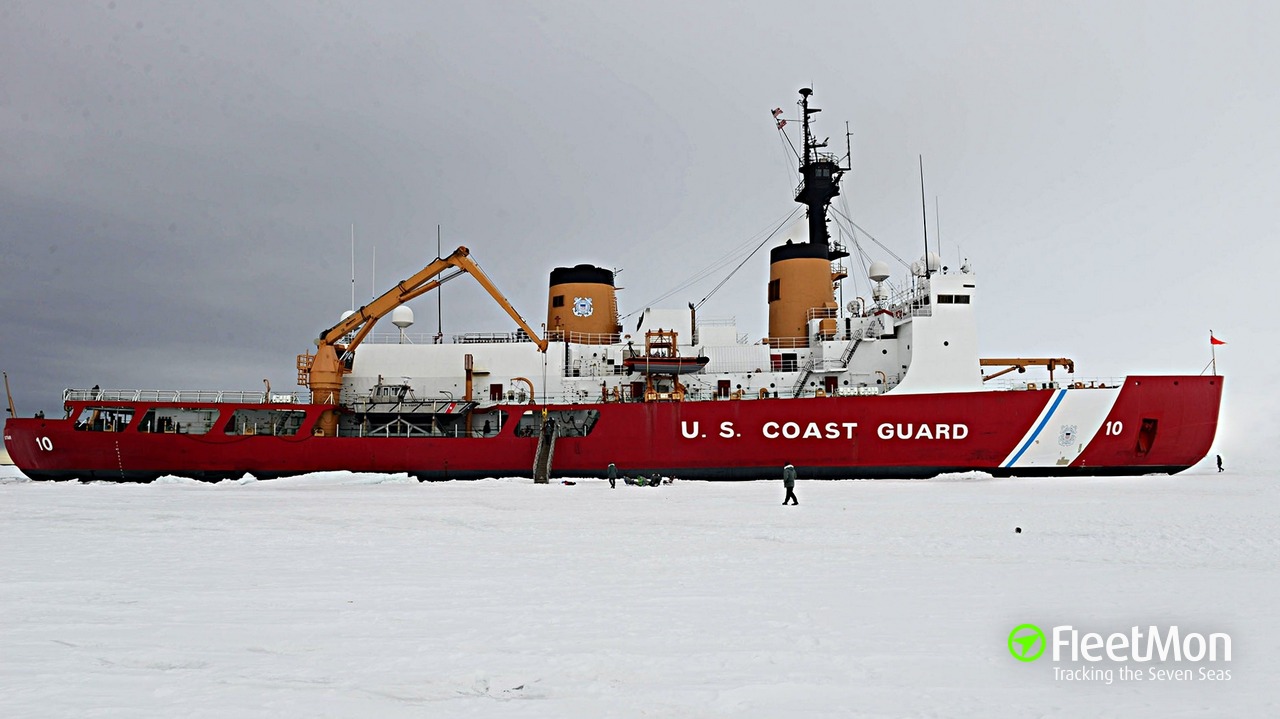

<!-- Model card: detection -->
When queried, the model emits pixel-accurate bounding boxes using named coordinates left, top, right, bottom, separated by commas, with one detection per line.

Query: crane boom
left=317, top=246, right=546, bottom=353
left=300, top=245, right=546, bottom=437
left=979, top=357, right=1075, bottom=382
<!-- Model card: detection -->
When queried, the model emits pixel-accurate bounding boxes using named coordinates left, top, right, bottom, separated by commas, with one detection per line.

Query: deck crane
left=298, top=246, right=547, bottom=437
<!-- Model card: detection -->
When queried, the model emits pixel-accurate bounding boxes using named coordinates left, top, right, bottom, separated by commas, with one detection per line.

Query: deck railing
left=63, top=389, right=304, bottom=404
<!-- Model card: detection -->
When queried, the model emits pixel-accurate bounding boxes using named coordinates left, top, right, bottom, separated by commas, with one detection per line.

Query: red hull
left=4, top=376, right=1221, bottom=481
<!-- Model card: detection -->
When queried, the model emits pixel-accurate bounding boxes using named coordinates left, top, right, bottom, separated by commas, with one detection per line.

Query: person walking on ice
left=607, top=463, right=618, bottom=488
left=782, top=463, right=798, bottom=505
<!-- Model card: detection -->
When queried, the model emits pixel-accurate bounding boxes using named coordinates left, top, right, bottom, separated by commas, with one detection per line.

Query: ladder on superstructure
left=839, top=335, right=862, bottom=366
left=792, top=360, right=815, bottom=398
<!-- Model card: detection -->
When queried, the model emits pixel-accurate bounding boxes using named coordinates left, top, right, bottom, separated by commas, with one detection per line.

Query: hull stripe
left=1001, top=389, right=1067, bottom=468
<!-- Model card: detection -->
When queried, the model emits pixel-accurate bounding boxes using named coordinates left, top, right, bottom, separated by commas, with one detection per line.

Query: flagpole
left=1210, top=329, right=1216, bottom=376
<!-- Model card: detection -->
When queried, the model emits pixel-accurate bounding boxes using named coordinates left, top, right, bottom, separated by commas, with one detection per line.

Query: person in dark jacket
left=607, top=463, right=618, bottom=488
left=783, top=463, right=798, bottom=505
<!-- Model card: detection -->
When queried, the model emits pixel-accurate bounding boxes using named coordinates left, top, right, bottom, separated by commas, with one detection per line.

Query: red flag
left=772, top=108, right=783, bottom=118
left=776, top=119, right=787, bottom=129
left=1210, top=334, right=1226, bottom=346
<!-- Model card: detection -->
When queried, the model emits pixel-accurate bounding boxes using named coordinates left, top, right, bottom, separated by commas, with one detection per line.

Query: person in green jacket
left=782, top=463, right=798, bottom=505
left=607, top=463, right=618, bottom=489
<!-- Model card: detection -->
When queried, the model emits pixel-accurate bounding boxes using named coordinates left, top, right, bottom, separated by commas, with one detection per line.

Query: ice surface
left=0, top=465, right=1275, bottom=717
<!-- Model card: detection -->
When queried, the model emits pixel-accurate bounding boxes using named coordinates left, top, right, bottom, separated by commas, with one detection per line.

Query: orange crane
left=298, top=246, right=547, bottom=436
left=979, top=357, right=1075, bottom=383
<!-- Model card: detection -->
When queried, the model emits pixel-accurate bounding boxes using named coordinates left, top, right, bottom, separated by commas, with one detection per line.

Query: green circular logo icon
left=1008, top=624, right=1046, bottom=662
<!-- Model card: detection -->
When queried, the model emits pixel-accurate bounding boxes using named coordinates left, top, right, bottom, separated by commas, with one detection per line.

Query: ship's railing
left=563, top=331, right=622, bottom=345
left=63, top=388, right=305, bottom=404
left=367, top=332, right=431, bottom=344
left=455, top=331, right=531, bottom=344
left=765, top=336, right=810, bottom=349
left=565, top=358, right=627, bottom=378
left=986, top=377, right=1125, bottom=391
left=365, top=330, right=546, bottom=345
left=880, top=297, right=932, bottom=320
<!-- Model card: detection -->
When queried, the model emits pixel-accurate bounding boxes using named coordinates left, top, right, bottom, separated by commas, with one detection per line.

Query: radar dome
left=340, top=310, right=355, bottom=323
left=391, top=306, right=415, bottom=329
left=868, top=261, right=890, bottom=283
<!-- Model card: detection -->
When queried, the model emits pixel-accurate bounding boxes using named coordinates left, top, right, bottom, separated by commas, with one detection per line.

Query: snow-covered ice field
left=1, top=465, right=1275, bottom=718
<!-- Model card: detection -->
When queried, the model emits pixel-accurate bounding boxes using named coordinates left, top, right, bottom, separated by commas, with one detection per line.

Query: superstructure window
left=515, top=409, right=600, bottom=438
left=136, top=407, right=219, bottom=435
left=224, top=410, right=306, bottom=436
left=552, top=295, right=565, bottom=307
left=73, top=407, right=134, bottom=432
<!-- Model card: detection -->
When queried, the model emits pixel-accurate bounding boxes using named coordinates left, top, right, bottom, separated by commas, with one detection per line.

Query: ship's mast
left=794, top=87, right=849, bottom=261
left=766, top=88, right=853, bottom=346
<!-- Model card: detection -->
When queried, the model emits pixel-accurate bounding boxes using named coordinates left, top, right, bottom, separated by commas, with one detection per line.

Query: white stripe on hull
left=1000, top=388, right=1121, bottom=469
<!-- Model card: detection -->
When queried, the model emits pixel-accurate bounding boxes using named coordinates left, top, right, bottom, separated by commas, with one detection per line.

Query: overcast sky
left=2, top=1, right=1276, bottom=461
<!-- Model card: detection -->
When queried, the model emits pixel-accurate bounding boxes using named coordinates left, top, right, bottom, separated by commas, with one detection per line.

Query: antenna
left=935, top=196, right=942, bottom=270
left=371, top=244, right=376, bottom=301
left=437, top=225, right=443, bottom=343
left=919, top=155, right=929, bottom=278
left=350, top=224, right=356, bottom=312
left=845, top=121, right=853, bottom=170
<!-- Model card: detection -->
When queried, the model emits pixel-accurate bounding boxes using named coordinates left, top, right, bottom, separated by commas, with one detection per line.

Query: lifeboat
left=622, top=355, right=710, bottom=375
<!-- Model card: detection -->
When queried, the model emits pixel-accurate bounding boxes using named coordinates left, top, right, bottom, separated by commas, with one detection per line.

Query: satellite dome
left=868, top=261, right=891, bottom=283
left=340, top=310, right=355, bottom=323
left=391, top=305, right=415, bottom=329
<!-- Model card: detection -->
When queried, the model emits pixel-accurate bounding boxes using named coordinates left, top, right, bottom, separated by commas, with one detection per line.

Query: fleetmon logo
left=1008, top=624, right=1046, bottom=662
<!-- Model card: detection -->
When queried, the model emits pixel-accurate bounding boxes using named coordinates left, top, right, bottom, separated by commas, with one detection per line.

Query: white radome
left=868, top=261, right=891, bottom=283
left=391, top=305, right=415, bottom=329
